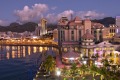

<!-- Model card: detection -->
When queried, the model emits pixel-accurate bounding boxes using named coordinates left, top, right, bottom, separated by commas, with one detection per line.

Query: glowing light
left=32, top=36, right=38, bottom=39
left=83, top=61, right=87, bottom=65
left=56, top=69, right=61, bottom=76
left=69, top=57, right=74, bottom=60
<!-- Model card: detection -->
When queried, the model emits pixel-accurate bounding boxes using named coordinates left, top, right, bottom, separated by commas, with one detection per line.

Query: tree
left=43, top=55, right=56, bottom=74
left=79, top=64, right=88, bottom=76
left=70, top=63, right=78, bottom=80
left=97, top=67, right=108, bottom=80
left=90, top=65, right=98, bottom=78
left=101, top=59, right=110, bottom=69
left=62, top=66, right=69, bottom=77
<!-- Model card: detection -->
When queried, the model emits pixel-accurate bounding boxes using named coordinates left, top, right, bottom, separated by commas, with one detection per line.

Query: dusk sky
left=0, top=0, right=120, bottom=26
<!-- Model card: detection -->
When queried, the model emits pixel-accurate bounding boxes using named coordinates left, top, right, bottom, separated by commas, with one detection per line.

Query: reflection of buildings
left=35, top=18, right=47, bottom=37
left=0, top=46, right=58, bottom=60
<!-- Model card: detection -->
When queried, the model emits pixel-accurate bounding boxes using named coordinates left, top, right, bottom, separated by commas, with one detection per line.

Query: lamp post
left=56, top=69, right=61, bottom=80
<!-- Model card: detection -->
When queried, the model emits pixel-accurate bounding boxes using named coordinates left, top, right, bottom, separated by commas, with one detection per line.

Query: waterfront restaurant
left=62, top=47, right=79, bottom=64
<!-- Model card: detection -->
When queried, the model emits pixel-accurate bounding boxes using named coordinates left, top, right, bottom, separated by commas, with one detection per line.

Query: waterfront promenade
left=0, top=39, right=58, bottom=47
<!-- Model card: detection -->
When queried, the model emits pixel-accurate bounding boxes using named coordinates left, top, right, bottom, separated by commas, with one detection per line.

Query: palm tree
left=62, top=66, right=70, bottom=77
left=79, top=64, right=88, bottom=76
left=90, top=65, right=98, bottom=78
left=97, top=67, right=110, bottom=80
left=101, top=59, right=110, bottom=69
left=70, top=63, right=78, bottom=80
left=43, top=55, right=56, bottom=74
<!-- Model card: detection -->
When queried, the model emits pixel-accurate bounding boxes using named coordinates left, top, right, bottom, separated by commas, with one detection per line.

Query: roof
left=62, top=41, right=79, bottom=45
left=96, top=41, right=114, bottom=47
left=92, top=22, right=104, bottom=29
left=68, top=20, right=75, bottom=26
left=74, top=16, right=81, bottom=21
left=62, top=47, right=79, bottom=58
left=82, top=29, right=94, bottom=39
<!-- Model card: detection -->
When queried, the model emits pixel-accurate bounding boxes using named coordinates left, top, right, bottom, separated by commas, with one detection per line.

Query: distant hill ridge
left=0, top=17, right=115, bottom=32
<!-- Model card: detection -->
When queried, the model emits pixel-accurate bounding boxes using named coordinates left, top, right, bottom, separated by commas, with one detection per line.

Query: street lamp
left=83, top=61, right=87, bottom=65
left=56, top=69, right=61, bottom=80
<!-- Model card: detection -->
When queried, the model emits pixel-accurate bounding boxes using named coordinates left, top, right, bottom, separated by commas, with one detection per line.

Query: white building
left=35, top=18, right=47, bottom=37
left=116, top=16, right=120, bottom=27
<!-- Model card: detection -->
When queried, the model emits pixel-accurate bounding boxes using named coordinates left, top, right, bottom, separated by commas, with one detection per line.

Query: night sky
left=0, top=0, right=120, bottom=25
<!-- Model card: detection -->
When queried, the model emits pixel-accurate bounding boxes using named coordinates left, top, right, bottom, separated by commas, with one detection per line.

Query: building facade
left=116, top=16, right=120, bottom=27
left=58, top=16, right=92, bottom=53
left=35, top=18, right=47, bottom=37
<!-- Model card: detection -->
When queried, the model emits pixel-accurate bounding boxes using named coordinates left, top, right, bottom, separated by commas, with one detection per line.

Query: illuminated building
left=116, top=16, right=120, bottom=27
left=91, top=22, right=104, bottom=42
left=35, top=18, right=47, bottom=37
left=62, top=47, right=79, bottom=64
left=53, top=29, right=58, bottom=42
left=81, top=29, right=95, bottom=57
left=58, top=16, right=92, bottom=53
left=102, top=24, right=118, bottom=41
left=95, top=41, right=115, bottom=57
left=113, top=30, right=120, bottom=43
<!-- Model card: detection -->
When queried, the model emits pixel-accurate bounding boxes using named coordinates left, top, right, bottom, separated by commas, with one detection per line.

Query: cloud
left=46, top=10, right=74, bottom=23
left=51, top=6, right=57, bottom=10
left=0, top=20, right=10, bottom=26
left=46, top=10, right=104, bottom=23
left=14, top=3, right=104, bottom=24
left=57, top=10, right=74, bottom=19
left=14, top=3, right=48, bottom=23
left=76, top=11, right=105, bottom=19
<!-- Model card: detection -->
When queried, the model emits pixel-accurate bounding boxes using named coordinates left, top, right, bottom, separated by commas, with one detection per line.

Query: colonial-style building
left=102, top=24, right=118, bottom=41
left=91, top=22, right=104, bottom=42
left=80, top=29, right=95, bottom=57
left=58, top=16, right=92, bottom=52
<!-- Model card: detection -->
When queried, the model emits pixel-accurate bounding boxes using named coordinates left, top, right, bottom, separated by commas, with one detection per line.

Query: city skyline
left=0, top=0, right=120, bottom=26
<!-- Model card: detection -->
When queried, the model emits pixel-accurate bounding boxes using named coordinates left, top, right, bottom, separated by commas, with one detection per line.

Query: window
left=94, top=31, right=96, bottom=33
left=61, top=30, right=65, bottom=41
left=71, top=30, right=74, bottom=34
left=79, top=30, right=81, bottom=38
left=71, top=36, right=74, bottom=41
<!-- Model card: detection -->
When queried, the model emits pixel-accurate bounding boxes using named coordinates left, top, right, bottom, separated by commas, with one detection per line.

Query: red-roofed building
left=62, top=47, right=80, bottom=64
left=58, top=16, right=92, bottom=53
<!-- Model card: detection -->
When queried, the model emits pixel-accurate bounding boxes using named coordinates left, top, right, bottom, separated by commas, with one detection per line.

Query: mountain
left=0, top=22, right=38, bottom=32
left=92, top=17, right=115, bottom=27
left=0, top=17, right=116, bottom=32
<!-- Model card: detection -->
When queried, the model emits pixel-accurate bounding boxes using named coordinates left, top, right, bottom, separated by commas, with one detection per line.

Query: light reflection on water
left=0, top=45, right=58, bottom=60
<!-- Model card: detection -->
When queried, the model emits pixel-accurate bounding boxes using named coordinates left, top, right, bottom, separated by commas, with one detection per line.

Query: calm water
left=0, top=45, right=58, bottom=60
left=0, top=45, right=58, bottom=80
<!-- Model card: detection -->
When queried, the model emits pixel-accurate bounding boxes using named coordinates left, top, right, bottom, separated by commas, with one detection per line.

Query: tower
left=41, top=18, right=47, bottom=35
left=84, top=16, right=91, bottom=34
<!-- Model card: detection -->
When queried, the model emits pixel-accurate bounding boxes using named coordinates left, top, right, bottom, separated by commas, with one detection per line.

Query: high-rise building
left=116, top=16, right=120, bottom=27
left=35, top=18, right=47, bottom=37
